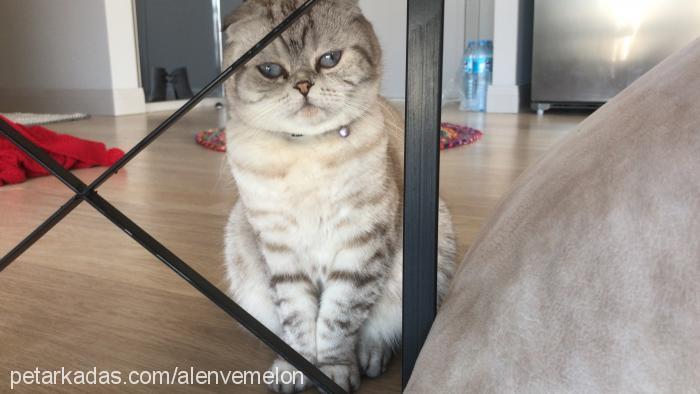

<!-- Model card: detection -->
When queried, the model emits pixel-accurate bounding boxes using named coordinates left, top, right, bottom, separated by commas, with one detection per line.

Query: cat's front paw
left=319, top=362, right=360, bottom=393
left=357, top=341, right=392, bottom=378
left=267, top=358, right=309, bottom=394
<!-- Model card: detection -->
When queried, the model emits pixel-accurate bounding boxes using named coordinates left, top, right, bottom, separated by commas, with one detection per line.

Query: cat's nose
left=294, top=80, right=314, bottom=96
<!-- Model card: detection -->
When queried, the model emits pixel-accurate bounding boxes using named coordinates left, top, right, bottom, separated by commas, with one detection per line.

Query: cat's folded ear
left=223, top=0, right=361, bottom=33
left=221, top=0, right=263, bottom=34
left=334, top=0, right=361, bottom=7
left=223, top=0, right=364, bottom=54
left=222, top=1, right=271, bottom=61
left=222, top=13, right=237, bottom=33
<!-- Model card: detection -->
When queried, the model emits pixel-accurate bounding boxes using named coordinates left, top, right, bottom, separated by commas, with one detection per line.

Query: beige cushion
left=407, top=38, right=700, bottom=393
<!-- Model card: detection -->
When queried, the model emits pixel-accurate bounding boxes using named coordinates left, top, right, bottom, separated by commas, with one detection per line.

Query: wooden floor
left=0, top=104, right=585, bottom=393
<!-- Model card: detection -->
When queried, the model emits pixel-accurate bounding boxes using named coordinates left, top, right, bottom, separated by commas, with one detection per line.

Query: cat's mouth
left=298, top=103, right=322, bottom=118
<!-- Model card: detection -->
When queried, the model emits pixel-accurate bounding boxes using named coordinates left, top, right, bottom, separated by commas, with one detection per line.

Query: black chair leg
left=147, top=67, right=168, bottom=102
left=171, top=67, right=194, bottom=100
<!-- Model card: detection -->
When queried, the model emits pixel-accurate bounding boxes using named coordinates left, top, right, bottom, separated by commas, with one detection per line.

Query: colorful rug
left=196, top=122, right=483, bottom=153
left=195, top=128, right=226, bottom=152
left=440, top=122, right=483, bottom=150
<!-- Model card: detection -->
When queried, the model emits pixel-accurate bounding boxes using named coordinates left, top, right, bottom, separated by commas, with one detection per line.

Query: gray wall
left=0, top=0, right=144, bottom=115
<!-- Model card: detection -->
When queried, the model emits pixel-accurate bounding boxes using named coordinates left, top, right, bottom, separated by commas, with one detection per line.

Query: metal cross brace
left=0, top=0, right=344, bottom=392
left=0, top=0, right=447, bottom=391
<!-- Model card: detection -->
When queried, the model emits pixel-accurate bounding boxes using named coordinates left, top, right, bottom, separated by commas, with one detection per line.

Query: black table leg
left=402, top=0, right=445, bottom=389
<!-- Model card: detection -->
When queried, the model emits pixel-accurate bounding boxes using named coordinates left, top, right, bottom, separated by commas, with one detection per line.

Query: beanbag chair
left=407, top=38, right=700, bottom=393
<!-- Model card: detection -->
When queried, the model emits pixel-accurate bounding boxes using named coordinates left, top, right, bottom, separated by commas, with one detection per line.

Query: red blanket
left=0, top=115, right=124, bottom=186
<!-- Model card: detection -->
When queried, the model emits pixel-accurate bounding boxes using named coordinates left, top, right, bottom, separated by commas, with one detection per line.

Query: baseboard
left=145, top=97, right=224, bottom=113
left=486, top=84, right=531, bottom=113
left=0, top=88, right=146, bottom=116
left=112, top=88, right=147, bottom=115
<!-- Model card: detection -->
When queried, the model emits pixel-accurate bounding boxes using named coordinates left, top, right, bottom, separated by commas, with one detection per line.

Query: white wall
left=487, top=0, right=533, bottom=113
left=443, top=0, right=470, bottom=101
left=0, top=0, right=144, bottom=115
left=104, top=0, right=145, bottom=115
left=465, top=0, right=495, bottom=41
left=361, top=0, right=470, bottom=102
left=359, top=0, right=407, bottom=100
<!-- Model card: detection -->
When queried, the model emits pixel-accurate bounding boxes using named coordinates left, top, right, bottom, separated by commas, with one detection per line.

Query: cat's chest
left=230, top=128, right=390, bottom=251
left=238, top=156, right=381, bottom=246
left=238, top=156, right=357, bottom=210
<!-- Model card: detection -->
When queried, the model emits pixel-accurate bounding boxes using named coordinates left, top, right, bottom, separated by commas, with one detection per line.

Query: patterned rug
left=0, top=112, right=89, bottom=126
left=195, top=128, right=227, bottom=152
left=440, top=122, right=483, bottom=150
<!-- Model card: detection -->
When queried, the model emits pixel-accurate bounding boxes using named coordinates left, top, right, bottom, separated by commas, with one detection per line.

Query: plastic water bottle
left=460, top=41, right=477, bottom=111
left=460, top=40, right=493, bottom=112
left=475, top=40, right=493, bottom=111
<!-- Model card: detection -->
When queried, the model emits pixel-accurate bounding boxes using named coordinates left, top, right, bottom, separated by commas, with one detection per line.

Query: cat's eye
left=257, top=63, right=286, bottom=79
left=318, top=50, right=343, bottom=69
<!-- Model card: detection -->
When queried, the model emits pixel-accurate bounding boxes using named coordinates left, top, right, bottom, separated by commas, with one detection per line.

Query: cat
left=222, top=0, right=456, bottom=392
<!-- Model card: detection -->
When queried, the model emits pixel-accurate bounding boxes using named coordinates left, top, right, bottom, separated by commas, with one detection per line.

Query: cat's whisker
left=337, top=100, right=387, bottom=130
left=247, top=102, right=284, bottom=125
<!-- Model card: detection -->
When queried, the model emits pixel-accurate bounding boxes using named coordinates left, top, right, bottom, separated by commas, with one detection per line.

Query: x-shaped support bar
left=0, top=0, right=344, bottom=392
left=1, top=0, right=447, bottom=391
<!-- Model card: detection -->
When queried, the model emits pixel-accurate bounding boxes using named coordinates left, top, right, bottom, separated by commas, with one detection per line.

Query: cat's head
left=223, top=0, right=382, bottom=137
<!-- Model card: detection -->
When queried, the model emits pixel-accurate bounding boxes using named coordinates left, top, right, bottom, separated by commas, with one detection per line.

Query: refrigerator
left=531, top=0, right=700, bottom=113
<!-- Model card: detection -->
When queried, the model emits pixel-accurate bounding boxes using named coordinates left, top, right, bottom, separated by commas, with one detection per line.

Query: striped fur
left=222, top=1, right=456, bottom=392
